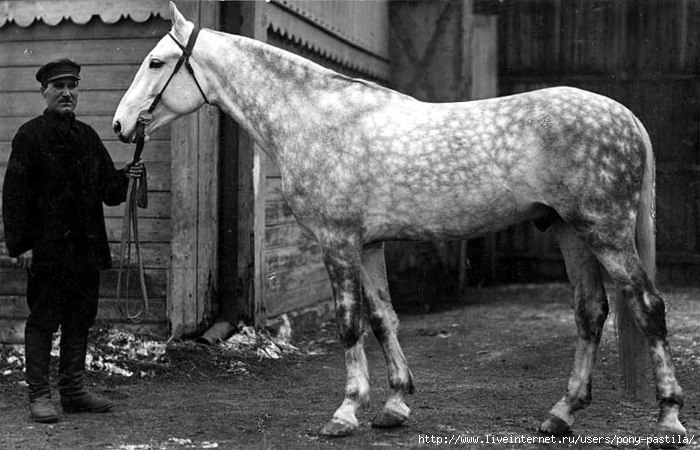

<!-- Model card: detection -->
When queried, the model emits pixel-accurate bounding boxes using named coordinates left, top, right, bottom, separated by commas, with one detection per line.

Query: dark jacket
left=2, top=109, right=128, bottom=271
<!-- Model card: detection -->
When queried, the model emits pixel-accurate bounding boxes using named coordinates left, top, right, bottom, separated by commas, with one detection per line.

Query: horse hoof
left=319, top=417, right=357, bottom=437
left=372, top=409, right=408, bottom=429
left=538, top=416, right=572, bottom=436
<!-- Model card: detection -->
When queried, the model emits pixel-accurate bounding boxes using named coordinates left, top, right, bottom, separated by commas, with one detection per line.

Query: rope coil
left=117, top=135, right=149, bottom=323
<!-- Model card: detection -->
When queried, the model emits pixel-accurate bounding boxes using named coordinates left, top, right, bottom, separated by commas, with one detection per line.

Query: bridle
left=133, top=26, right=209, bottom=152
left=118, top=26, right=208, bottom=324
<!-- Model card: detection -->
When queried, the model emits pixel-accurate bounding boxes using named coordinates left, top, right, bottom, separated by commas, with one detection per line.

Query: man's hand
left=124, top=160, right=145, bottom=179
left=15, top=249, right=33, bottom=269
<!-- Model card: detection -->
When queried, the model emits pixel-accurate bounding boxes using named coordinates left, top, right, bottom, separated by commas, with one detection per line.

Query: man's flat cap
left=35, top=58, right=81, bottom=85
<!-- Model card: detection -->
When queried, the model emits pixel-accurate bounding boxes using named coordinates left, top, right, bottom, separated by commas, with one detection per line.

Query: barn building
left=0, top=0, right=697, bottom=342
left=493, top=0, right=700, bottom=287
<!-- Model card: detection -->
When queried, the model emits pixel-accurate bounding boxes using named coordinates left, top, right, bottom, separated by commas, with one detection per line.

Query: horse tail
left=635, top=115, right=656, bottom=283
left=617, top=113, right=654, bottom=396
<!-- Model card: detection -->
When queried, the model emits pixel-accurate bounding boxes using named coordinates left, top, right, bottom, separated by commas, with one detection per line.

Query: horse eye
left=149, top=59, right=165, bottom=69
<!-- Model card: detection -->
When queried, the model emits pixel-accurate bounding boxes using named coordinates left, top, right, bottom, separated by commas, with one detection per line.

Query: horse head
left=113, top=2, right=209, bottom=143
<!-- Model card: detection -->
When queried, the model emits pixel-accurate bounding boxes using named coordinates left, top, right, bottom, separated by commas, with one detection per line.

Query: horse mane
left=330, top=73, right=389, bottom=91
left=208, top=28, right=396, bottom=96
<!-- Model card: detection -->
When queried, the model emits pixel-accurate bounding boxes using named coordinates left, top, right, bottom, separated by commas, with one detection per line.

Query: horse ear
left=169, top=2, right=187, bottom=31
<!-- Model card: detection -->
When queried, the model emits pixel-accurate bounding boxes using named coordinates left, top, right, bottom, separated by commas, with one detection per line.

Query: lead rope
left=117, top=119, right=149, bottom=323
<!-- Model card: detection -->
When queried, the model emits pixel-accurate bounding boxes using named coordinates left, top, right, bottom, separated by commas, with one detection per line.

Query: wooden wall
left=0, top=15, right=172, bottom=341
left=495, top=0, right=700, bottom=284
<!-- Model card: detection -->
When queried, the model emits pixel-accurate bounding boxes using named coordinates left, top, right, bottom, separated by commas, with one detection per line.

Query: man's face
left=41, top=78, right=79, bottom=114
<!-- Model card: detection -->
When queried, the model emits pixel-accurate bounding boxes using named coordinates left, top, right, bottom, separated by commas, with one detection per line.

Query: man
left=2, top=58, right=144, bottom=423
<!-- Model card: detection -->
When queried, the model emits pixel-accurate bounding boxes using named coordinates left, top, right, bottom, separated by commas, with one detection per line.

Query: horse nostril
left=113, top=121, right=121, bottom=135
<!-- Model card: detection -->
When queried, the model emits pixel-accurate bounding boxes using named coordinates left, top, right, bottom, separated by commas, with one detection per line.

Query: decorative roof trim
left=0, top=1, right=170, bottom=28
left=266, top=1, right=390, bottom=81
left=268, top=26, right=389, bottom=81
left=270, top=0, right=389, bottom=60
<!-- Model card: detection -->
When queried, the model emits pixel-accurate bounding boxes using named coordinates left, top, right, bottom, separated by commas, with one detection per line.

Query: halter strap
left=135, top=26, right=209, bottom=142
left=166, top=27, right=209, bottom=105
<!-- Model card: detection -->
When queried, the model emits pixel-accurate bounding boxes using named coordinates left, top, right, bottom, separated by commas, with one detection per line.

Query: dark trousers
left=24, top=269, right=100, bottom=400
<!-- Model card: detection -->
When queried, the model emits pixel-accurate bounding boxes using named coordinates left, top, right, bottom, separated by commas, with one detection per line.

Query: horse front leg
left=318, top=235, right=370, bottom=437
left=361, top=243, right=415, bottom=429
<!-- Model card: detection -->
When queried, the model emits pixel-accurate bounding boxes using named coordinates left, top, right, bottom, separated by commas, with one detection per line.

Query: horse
left=113, top=2, right=686, bottom=441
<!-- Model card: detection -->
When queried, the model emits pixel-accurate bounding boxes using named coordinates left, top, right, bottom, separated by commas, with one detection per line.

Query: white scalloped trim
left=268, top=24, right=387, bottom=80
left=267, top=1, right=390, bottom=81
left=0, top=1, right=169, bottom=28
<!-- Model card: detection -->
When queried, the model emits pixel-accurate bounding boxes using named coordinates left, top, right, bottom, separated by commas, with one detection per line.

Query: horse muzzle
left=114, top=110, right=154, bottom=143
left=113, top=120, right=133, bottom=143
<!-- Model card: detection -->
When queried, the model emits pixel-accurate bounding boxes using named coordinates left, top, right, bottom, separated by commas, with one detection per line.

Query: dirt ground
left=2, top=283, right=700, bottom=450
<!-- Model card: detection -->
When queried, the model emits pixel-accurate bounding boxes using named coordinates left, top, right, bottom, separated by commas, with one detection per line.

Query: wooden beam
left=459, top=0, right=474, bottom=292
left=461, top=0, right=474, bottom=100
left=238, top=1, right=269, bottom=329
left=472, top=13, right=498, bottom=285
left=168, top=1, right=220, bottom=339
left=169, top=108, right=199, bottom=339
left=196, top=1, right=221, bottom=333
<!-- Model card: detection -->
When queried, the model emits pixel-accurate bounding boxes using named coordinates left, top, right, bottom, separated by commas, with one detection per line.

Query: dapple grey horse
left=113, top=2, right=685, bottom=442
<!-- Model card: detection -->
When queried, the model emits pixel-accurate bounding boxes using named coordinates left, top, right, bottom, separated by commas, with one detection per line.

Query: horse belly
left=362, top=182, right=543, bottom=243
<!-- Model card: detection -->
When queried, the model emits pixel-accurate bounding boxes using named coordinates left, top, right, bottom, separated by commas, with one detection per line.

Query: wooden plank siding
left=0, top=15, right=172, bottom=341
left=263, top=176, right=329, bottom=318
left=495, top=0, right=700, bottom=284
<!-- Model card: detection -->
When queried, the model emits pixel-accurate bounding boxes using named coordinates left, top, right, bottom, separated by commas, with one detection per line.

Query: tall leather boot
left=25, top=326, right=59, bottom=423
left=58, top=333, right=113, bottom=413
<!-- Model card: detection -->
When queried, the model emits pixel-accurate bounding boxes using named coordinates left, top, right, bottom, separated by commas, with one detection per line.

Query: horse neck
left=200, top=31, right=344, bottom=160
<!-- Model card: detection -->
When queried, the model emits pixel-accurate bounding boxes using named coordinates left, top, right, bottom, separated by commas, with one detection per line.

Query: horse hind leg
left=540, top=222, right=609, bottom=436
left=591, top=244, right=686, bottom=439
left=360, top=243, right=415, bottom=429
left=318, top=235, right=371, bottom=437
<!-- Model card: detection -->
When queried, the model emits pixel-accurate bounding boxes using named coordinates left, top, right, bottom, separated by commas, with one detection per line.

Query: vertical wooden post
left=457, top=240, right=468, bottom=294
left=458, top=4, right=500, bottom=290
left=217, top=1, right=241, bottom=328
left=458, top=0, right=474, bottom=294
left=471, top=14, right=499, bottom=285
left=197, top=0, right=220, bottom=329
left=460, top=0, right=474, bottom=100
left=170, top=103, right=198, bottom=339
left=238, top=1, right=268, bottom=329
left=168, top=1, right=220, bottom=339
